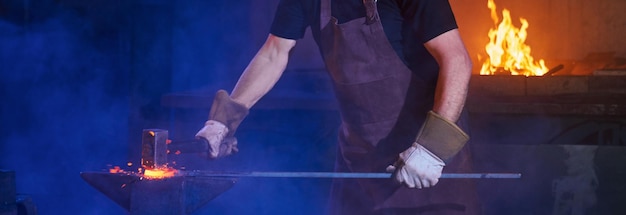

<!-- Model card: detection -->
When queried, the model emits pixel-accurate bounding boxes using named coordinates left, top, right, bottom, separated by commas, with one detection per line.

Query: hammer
left=140, top=129, right=213, bottom=169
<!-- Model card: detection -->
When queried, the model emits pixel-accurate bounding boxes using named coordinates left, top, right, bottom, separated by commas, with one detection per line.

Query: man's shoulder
left=271, top=0, right=319, bottom=40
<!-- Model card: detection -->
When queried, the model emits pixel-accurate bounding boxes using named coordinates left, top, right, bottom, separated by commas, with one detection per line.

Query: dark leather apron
left=319, top=0, right=480, bottom=214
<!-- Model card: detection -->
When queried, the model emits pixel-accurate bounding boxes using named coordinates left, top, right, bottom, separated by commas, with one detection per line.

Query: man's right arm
left=230, top=34, right=297, bottom=108
left=195, top=34, right=295, bottom=159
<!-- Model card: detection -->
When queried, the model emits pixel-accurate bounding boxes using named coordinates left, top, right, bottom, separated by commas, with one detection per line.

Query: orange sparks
left=109, top=165, right=178, bottom=180
left=479, top=0, right=548, bottom=76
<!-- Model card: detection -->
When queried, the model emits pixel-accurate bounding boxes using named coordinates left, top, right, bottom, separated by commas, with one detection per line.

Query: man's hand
left=387, top=111, right=468, bottom=188
left=388, top=144, right=444, bottom=188
left=196, top=90, right=249, bottom=159
left=195, top=120, right=238, bottom=159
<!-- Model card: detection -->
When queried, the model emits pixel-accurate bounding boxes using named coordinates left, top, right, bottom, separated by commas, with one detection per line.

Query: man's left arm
left=424, top=29, right=472, bottom=122
left=390, top=29, right=472, bottom=189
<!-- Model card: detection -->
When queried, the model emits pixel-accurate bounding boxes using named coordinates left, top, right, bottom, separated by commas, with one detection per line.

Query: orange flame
left=480, top=0, right=548, bottom=76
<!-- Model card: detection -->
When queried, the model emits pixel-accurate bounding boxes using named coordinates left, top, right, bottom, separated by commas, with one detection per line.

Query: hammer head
left=141, top=129, right=169, bottom=169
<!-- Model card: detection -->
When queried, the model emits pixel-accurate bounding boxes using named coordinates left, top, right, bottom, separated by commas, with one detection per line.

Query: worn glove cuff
left=209, top=90, right=249, bottom=136
left=415, top=111, right=469, bottom=163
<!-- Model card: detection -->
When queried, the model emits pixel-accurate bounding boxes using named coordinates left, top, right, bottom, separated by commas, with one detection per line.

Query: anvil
left=80, top=172, right=236, bottom=215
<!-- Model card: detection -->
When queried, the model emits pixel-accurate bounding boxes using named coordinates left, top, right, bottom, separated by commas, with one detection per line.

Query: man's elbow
left=445, top=51, right=473, bottom=75
left=461, top=53, right=473, bottom=74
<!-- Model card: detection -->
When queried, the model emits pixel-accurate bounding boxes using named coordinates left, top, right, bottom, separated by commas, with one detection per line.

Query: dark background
left=0, top=0, right=330, bottom=214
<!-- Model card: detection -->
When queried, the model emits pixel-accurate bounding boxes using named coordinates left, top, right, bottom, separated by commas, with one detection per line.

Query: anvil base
left=80, top=172, right=236, bottom=215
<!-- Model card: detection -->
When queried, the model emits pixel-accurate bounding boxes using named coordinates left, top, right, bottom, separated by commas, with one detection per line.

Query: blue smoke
left=1, top=0, right=335, bottom=214
left=1, top=2, right=128, bottom=214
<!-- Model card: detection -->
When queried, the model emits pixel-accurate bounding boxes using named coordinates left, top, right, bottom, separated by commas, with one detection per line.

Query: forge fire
left=479, top=0, right=549, bottom=76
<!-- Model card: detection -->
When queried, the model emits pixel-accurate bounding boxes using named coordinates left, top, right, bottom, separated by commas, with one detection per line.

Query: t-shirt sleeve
left=270, top=0, right=309, bottom=40
left=400, top=0, right=458, bottom=43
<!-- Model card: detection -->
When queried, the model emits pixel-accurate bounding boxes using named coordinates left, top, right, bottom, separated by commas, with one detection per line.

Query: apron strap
left=321, top=0, right=331, bottom=30
left=363, top=0, right=379, bottom=25
left=321, top=0, right=379, bottom=29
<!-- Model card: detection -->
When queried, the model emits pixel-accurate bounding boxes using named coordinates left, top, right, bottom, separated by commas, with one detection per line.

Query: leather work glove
left=195, top=90, right=249, bottom=159
left=388, top=144, right=444, bottom=188
left=195, top=120, right=238, bottom=159
left=388, top=111, right=469, bottom=188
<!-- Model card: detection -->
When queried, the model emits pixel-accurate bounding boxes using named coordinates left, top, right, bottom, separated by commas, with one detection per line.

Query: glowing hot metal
left=143, top=167, right=178, bottom=179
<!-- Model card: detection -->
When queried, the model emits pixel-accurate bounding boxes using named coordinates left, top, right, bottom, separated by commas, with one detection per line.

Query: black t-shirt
left=270, top=0, right=458, bottom=84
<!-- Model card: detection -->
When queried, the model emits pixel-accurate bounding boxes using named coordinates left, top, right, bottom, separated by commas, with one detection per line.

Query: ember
left=479, top=0, right=548, bottom=76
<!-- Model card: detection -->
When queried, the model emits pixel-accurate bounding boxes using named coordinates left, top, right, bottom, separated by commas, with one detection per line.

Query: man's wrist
left=209, top=90, right=249, bottom=136
left=415, top=111, right=469, bottom=162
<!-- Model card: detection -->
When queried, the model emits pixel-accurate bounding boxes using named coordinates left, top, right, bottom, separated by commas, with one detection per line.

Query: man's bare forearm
left=425, top=29, right=472, bottom=123
left=432, top=54, right=471, bottom=122
left=230, top=35, right=296, bottom=108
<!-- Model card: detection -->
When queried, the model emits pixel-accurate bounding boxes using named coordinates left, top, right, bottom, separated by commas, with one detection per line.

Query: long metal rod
left=184, top=171, right=521, bottom=179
